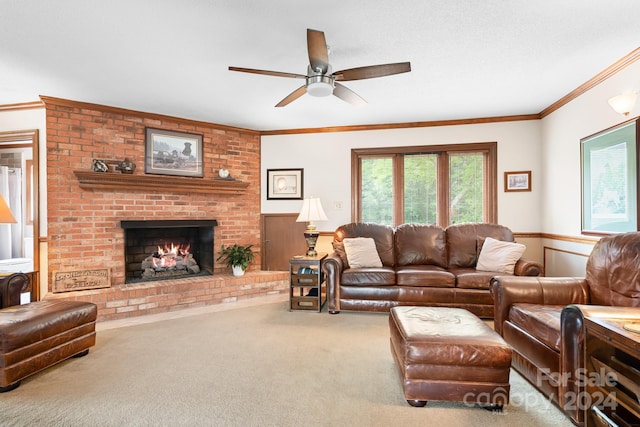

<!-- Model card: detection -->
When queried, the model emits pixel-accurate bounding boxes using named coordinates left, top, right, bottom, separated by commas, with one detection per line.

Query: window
left=352, top=142, right=497, bottom=226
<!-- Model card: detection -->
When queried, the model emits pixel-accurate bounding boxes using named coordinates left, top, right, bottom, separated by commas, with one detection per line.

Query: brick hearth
left=48, top=271, right=288, bottom=322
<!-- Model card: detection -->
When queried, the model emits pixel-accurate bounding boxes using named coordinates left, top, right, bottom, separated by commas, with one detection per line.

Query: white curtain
left=0, top=166, right=22, bottom=259
left=0, top=166, right=11, bottom=259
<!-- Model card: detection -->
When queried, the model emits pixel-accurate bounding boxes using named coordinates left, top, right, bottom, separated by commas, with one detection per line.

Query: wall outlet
left=333, top=201, right=343, bottom=210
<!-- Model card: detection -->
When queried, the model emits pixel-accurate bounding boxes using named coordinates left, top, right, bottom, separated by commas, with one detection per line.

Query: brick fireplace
left=42, top=96, right=288, bottom=322
left=121, top=219, right=217, bottom=283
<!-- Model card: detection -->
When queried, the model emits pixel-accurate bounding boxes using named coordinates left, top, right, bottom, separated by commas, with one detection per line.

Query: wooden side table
left=289, top=253, right=326, bottom=312
left=583, top=315, right=640, bottom=426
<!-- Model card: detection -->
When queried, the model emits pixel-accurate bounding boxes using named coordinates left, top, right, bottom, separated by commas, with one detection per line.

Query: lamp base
left=303, top=231, right=319, bottom=257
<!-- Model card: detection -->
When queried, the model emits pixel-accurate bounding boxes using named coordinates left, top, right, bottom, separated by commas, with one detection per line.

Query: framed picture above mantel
left=144, top=128, right=203, bottom=177
left=581, top=118, right=639, bottom=235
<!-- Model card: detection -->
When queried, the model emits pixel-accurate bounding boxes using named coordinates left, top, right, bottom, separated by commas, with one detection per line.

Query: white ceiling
left=1, top=0, right=639, bottom=131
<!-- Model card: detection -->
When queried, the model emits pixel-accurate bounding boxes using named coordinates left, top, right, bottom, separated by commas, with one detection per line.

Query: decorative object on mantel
left=216, top=168, right=236, bottom=180
left=145, top=127, right=203, bottom=178
left=73, top=170, right=249, bottom=195
left=216, top=244, right=255, bottom=276
left=92, top=159, right=109, bottom=172
left=115, top=158, right=136, bottom=174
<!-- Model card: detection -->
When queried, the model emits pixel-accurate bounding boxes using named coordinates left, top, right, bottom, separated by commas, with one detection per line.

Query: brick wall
left=42, top=96, right=286, bottom=321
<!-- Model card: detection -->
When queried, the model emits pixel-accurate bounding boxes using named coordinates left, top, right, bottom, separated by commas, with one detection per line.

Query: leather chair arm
left=491, top=276, right=589, bottom=336
left=513, top=258, right=544, bottom=276
left=0, top=272, right=30, bottom=309
left=322, top=252, right=344, bottom=314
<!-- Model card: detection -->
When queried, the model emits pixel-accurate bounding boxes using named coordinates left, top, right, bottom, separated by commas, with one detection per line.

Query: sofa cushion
left=395, top=265, right=455, bottom=287
left=395, top=224, right=447, bottom=268
left=507, top=303, right=563, bottom=351
left=446, top=223, right=514, bottom=268
left=450, top=268, right=496, bottom=290
left=476, top=237, right=525, bottom=274
left=342, top=237, right=383, bottom=268
left=332, top=223, right=395, bottom=268
left=341, top=267, right=396, bottom=286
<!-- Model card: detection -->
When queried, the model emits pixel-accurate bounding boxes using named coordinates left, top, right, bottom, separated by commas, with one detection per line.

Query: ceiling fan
left=229, top=28, right=411, bottom=107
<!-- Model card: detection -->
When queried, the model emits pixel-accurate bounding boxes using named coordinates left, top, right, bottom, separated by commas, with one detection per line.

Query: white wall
left=262, top=120, right=543, bottom=234
left=541, top=60, right=640, bottom=237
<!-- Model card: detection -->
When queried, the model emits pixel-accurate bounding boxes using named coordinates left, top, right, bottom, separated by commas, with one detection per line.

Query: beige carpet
left=0, top=298, right=573, bottom=426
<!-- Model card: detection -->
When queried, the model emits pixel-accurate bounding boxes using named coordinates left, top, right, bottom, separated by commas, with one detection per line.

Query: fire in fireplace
left=141, top=242, right=200, bottom=280
left=121, top=220, right=217, bottom=284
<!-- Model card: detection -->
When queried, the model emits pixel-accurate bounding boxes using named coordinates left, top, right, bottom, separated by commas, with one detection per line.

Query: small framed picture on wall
left=504, top=171, right=531, bottom=192
left=266, top=168, right=303, bottom=200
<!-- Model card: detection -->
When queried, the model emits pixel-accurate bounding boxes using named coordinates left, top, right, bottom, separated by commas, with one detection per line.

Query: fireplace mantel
left=74, top=171, right=249, bottom=195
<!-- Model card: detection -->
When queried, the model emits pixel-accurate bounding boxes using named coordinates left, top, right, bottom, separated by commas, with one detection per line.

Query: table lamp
left=0, top=195, right=16, bottom=223
left=296, top=197, right=328, bottom=257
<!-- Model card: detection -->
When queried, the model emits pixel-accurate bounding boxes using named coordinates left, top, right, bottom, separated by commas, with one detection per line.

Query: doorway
left=0, top=130, right=40, bottom=300
left=261, top=214, right=308, bottom=271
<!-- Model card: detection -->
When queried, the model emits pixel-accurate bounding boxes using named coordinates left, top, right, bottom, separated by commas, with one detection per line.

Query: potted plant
left=216, top=244, right=254, bottom=276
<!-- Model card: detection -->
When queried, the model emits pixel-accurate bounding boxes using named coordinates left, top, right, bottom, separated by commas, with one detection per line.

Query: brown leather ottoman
left=0, top=300, right=97, bottom=392
left=389, top=306, right=512, bottom=409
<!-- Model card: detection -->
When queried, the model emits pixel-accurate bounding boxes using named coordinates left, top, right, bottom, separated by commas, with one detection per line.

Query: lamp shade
left=296, top=197, right=328, bottom=223
left=0, top=194, right=16, bottom=223
left=608, top=93, right=638, bottom=116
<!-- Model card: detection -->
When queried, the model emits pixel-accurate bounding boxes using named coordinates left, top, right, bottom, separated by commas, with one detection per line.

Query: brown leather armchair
left=491, top=231, right=640, bottom=426
left=0, top=272, right=29, bottom=308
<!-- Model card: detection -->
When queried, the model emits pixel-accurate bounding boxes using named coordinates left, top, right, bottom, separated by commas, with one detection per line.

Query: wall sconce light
left=296, top=197, right=328, bottom=257
left=608, top=93, right=638, bottom=116
left=0, top=194, right=17, bottom=223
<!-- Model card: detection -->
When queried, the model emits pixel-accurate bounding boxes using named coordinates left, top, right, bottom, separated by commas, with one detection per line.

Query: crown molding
left=0, top=101, right=44, bottom=112
left=540, top=46, right=640, bottom=118
left=260, top=114, right=541, bottom=136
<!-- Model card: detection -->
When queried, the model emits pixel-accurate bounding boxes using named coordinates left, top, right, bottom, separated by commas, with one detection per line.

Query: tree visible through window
left=361, top=157, right=393, bottom=224
left=353, top=143, right=496, bottom=227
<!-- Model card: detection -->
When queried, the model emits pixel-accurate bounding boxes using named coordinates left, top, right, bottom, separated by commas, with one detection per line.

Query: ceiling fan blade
left=307, top=29, right=329, bottom=74
left=228, top=66, right=306, bottom=79
left=333, top=82, right=366, bottom=106
left=333, top=62, right=411, bottom=81
left=275, top=85, right=307, bottom=107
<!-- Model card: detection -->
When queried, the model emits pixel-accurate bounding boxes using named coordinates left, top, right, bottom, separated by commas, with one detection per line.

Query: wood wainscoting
left=261, top=214, right=308, bottom=271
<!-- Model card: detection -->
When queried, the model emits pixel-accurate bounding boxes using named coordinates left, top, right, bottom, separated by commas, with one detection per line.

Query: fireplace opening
left=121, top=220, right=217, bottom=284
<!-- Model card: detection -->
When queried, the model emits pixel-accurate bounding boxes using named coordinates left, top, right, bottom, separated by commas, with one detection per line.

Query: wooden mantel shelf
left=74, top=171, right=249, bottom=195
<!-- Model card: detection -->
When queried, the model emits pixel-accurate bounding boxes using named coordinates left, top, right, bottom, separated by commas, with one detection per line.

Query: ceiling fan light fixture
left=306, top=75, right=334, bottom=97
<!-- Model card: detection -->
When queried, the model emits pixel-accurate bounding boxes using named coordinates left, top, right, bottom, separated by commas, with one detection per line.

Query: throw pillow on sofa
left=342, top=237, right=383, bottom=268
left=476, top=237, right=525, bottom=274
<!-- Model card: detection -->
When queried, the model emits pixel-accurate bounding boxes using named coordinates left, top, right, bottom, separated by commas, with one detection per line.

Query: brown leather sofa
left=0, top=273, right=97, bottom=392
left=323, top=222, right=542, bottom=318
left=491, top=231, right=640, bottom=426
